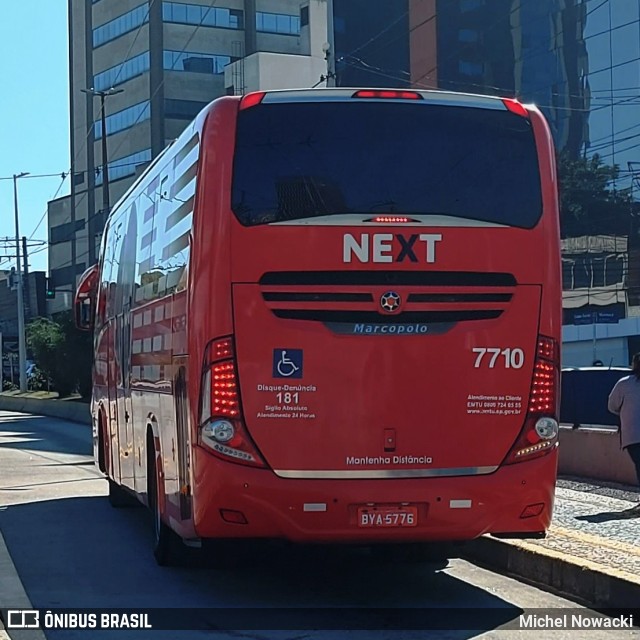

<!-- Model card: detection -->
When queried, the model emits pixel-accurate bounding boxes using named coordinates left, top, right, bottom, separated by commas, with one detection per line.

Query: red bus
left=75, top=88, right=561, bottom=565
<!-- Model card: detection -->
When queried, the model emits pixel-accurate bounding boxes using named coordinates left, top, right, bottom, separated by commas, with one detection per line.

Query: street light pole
left=13, top=172, right=29, bottom=392
left=326, top=0, right=336, bottom=87
left=82, top=87, right=124, bottom=216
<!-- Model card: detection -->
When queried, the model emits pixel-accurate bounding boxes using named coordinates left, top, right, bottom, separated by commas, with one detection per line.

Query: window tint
left=93, top=4, right=148, bottom=47
left=96, top=149, right=152, bottom=185
left=164, top=98, right=208, bottom=119
left=162, top=2, right=243, bottom=29
left=95, top=101, right=150, bottom=139
left=232, top=102, right=542, bottom=228
left=94, top=52, right=150, bottom=90
left=460, top=0, right=485, bottom=12
left=163, top=50, right=231, bottom=74
left=256, top=11, right=300, bottom=34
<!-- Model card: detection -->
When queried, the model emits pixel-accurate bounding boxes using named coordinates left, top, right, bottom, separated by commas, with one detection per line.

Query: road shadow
left=0, top=495, right=524, bottom=637
left=559, top=476, right=640, bottom=503
left=575, top=507, right=640, bottom=523
left=0, top=413, right=91, bottom=456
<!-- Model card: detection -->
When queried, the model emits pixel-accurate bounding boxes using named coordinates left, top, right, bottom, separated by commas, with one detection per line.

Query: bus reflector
left=504, top=335, right=559, bottom=465
left=502, top=98, right=529, bottom=118
left=520, top=503, right=544, bottom=518
left=200, top=336, right=266, bottom=468
left=239, top=91, right=266, bottom=110
left=220, top=509, right=248, bottom=524
left=353, top=90, right=423, bottom=100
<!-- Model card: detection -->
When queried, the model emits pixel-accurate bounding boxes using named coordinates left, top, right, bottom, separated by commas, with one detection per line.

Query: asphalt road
left=0, top=410, right=636, bottom=640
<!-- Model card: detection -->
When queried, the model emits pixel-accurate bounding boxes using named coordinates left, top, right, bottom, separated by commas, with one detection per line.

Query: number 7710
left=472, top=347, right=524, bottom=369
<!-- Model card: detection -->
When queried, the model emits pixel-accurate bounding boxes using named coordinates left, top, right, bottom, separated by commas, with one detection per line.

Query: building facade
left=333, top=0, right=410, bottom=88
left=408, top=0, right=589, bottom=158
left=49, top=0, right=328, bottom=311
left=0, top=270, right=47, bottom=367
left=50, top=0, right=640, bottom=367
left=406, top=0, right=640, bottom=366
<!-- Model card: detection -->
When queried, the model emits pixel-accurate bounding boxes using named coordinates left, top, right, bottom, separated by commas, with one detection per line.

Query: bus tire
left=97, top=411, right=108, bottom=474
left=147, top=437, right=176, bottom=566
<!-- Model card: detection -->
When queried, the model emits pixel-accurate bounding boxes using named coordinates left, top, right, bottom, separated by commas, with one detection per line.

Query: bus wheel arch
left=146, top=422, right=175, bottom=565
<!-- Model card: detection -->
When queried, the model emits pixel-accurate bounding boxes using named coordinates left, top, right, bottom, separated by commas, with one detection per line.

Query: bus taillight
left=367, top=216, right=417, bottom=224
left=199, top=336, right=266, bottom=468
left=353, top=89, right=423, bottom=100
left=504, top=336, right=559, bottom=465
left=239, top=91, right=266, bottom=110
left=502, top=98, right=529, bottom=118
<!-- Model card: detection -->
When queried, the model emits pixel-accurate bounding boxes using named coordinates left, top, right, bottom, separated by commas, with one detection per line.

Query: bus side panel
left=530, top=109, right=562, bottom=336
left=92, top=323, right=115, bottom=479
left=106, top=321, right=121, bottom=483
left=126, top=126, right=200, bottom=539
left=188, top=98, right=239, bottom=530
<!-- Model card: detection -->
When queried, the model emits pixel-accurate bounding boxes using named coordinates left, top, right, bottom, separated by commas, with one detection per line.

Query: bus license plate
left=357, top=506, right=418, bottom=528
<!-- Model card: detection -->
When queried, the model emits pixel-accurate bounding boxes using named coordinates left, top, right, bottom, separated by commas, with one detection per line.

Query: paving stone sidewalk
left=525, top=477, right=640, bottom=578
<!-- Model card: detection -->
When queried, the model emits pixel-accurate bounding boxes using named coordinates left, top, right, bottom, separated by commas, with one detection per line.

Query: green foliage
left=2, top=379, right=17, bottom=392
left=27, top=311, right=93, bottom=398
left=28, top=367, right=50, bottom=392
left=558, top=152, right=633, bottom=238
left=26, top=317, right=64, bottom=380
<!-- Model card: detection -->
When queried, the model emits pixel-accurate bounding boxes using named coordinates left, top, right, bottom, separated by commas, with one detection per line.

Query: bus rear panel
left=188, top=90, right=561, bottom=543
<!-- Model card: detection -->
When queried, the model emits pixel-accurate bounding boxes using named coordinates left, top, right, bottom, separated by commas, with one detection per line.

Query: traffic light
left=45, top=279, right=56, bottom=299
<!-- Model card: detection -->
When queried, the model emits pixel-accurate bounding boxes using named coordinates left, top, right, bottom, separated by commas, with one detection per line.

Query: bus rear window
left=231, top=101, right=542, bottom=228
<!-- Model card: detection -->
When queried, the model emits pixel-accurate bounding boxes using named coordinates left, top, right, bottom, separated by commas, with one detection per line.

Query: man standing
left=608, top=353, right=640, bottom=513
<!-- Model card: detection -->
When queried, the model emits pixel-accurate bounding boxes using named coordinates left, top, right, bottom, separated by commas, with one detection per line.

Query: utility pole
left=22, top=236, right=31, bottom=320
left=82, top=87, right=124, bottom=216
left=13, top=172, right=29, bottom=392
left=326, top=0, right=336, bottom=86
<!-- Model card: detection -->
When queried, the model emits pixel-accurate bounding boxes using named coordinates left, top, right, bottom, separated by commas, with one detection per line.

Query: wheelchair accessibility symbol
left=273, top=349, right=303, bottom=379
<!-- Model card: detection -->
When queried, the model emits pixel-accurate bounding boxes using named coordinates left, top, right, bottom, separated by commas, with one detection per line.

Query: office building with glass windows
left=48, top=0, right=323, bottom=312
left=49, top=0, right=640, bottom=359
left=405, top=0, right=640, bottom=365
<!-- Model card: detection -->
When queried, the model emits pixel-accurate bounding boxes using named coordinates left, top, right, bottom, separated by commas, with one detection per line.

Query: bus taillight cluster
left=504, top=335, right=560, bottom=465
left=199, top=336, right=266, bottom=468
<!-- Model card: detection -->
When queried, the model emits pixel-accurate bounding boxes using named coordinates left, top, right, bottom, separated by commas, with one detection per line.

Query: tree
left=26, top=318, right=65, bottom=390
left=57, top=310, right=93, bottom=399
left=557, top=152, right=632, bottom=238
left=26, top=311, right=93, bottom=399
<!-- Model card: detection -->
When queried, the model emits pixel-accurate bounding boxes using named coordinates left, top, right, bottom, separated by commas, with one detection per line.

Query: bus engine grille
left=259, top=271, right=515, bottom=325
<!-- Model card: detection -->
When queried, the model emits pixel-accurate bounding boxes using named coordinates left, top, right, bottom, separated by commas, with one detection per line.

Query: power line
left=342, top=9, right=409, bottom=60
left=38, top=0, right=160, bottom=244
left=0, top=172, right=67, bottom=182
left=409, top=0, right=560, bottom=88
left=47, top=0, right=220, bottom=275
left=338, top=56, right=640, bottom=119
left=21, top=2, right=159, bottom=249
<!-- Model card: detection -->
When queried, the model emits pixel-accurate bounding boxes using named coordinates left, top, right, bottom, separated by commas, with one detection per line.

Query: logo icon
left=380, top=291, right=401, bottom=313
left=7, top=610, right=40, bottom=629
left=273, top=349, right=303, bottom=378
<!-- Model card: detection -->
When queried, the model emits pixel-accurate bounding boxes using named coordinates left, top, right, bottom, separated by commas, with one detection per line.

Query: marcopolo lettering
left=343, top=233, right=443, bottom=264
left=354, top=323, right=428, bottom=334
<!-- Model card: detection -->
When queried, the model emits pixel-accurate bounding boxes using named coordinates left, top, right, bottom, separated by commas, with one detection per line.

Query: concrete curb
left=0, top=532, right=46, bottom=640
left=465, top=535, right=640, bottom=609
left=0, top=396, right=90, bottom=426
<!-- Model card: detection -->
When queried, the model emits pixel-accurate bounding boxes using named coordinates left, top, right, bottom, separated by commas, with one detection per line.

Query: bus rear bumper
left=192, top=449, right=557, bottom=543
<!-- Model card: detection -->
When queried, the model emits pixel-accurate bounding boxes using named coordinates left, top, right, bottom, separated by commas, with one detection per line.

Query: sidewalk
left=468, top=477, right=640, bottom=608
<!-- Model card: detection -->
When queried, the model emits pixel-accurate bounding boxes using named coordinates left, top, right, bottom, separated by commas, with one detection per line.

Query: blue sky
left=0, top=1, right=70, bottom=274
